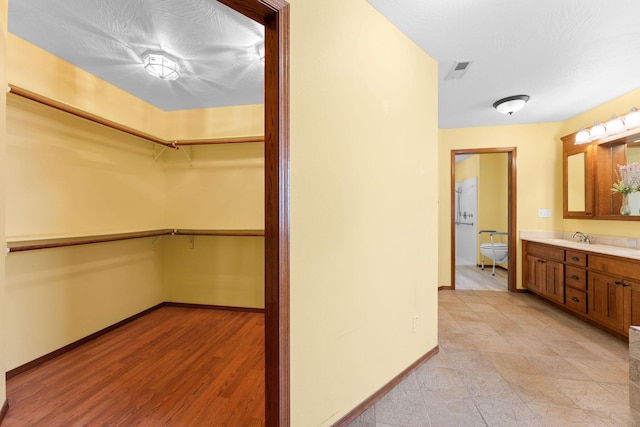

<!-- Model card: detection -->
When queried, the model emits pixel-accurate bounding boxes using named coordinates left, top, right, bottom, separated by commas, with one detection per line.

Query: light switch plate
left=538, top=209, right=551, bottom=218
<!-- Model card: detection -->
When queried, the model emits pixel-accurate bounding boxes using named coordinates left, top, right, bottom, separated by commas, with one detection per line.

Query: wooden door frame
left=450, top=148, right=517, bottom=292
left=217, top=1, right=290, bottom=425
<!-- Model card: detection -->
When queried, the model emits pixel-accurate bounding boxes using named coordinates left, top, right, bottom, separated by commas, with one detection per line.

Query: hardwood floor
left=3, top=307, right=265, bottom=426
left=455, top=264, right=508, bottom=291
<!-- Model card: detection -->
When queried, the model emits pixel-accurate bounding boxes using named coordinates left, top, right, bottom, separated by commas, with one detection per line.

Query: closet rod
left=173, top=229, right=265, bottom=237
left=7, top=229, right=173, bottom=253
left=7, top=229, right=266, bottom=253
left=7, top=85, right=179, bottom=150
left=8, top=85, right=265, bottom=148
left=176, top=136, right=265, bottom=146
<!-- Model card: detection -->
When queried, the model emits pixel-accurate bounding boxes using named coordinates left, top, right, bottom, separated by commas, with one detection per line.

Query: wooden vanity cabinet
left=523, top=240, right=640, bottom=338
left=523, top=242, right=564, bottom=304
left=588, top=271, right=625, bottom=332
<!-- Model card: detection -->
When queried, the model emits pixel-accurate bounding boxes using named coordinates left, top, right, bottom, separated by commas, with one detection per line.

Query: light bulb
left=575, top=128, right=590, bottom=144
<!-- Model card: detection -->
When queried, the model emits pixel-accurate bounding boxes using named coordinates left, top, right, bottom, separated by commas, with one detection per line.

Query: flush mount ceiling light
left=492, top=95, right=530, bottom=115
left=143, top=52, right=180, bottom=80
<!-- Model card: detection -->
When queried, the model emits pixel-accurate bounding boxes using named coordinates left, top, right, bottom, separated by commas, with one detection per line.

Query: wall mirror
left=563, top=128, right=640, bottom=220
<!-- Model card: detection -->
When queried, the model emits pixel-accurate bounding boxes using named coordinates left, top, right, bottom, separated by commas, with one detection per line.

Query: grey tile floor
left=347, top=290, right=631, bottom=427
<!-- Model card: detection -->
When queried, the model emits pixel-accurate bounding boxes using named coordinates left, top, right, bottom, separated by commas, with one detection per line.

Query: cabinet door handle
left=615, top=281, right=622, bottom=285
left=571, top=256, right=580, bottom=261
left=537, top=259, right=545, bottom=263
left=571, top=274, right=579, bottom=280
left=571, top=297, right=579, bottom=302
left=623, top=282, right=630, bottom=287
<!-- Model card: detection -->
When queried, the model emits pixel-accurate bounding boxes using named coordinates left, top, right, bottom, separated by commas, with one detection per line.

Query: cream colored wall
left=0, top=0, right=8, bottom=404
left=560, top=87, right=640, bottom=238
left=439, top=123, right=565, bottom=288
left=290, top=0, right=439, bottom=425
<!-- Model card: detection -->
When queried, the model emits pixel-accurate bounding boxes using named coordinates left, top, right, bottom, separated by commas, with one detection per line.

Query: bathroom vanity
left=522, top=236, right=640, bottom=339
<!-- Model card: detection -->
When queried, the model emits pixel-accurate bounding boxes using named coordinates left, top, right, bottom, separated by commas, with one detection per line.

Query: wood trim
left=331, top=346, right=439, bottom=427
left=216, top=1, right=291, bottom=425
left=0, top=400, right=8, bottom=425
left=450, top=151, right=457, bottom=290
left=450, top=148, right=517, bottom=293
left=438, top=286, right=452, bottom=291
left=163, top=302, right=265, bottom=313
left=8, top=87, right=265, bottom=148
left=6, top=303, right=164, bottom=379
left=262, top=2, right=291, bottom=425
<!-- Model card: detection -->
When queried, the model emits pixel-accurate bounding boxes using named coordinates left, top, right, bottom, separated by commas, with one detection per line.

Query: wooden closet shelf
left=7, top=85, right=264, bottom=148
left=7, top=229, right=265, bottom=253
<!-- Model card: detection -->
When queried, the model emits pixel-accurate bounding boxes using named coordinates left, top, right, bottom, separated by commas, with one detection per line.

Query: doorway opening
left=450, top=148, right=517, bottom=292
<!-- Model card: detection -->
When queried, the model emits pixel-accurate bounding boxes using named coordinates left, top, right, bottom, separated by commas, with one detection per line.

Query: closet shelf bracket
left=153, top=146, right=168, bottom=162
left=181, top=145, right=193, bottom=166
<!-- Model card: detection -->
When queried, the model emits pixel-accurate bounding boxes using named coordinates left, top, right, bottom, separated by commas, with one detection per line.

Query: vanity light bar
left=576, top=107, right=640, bottom=144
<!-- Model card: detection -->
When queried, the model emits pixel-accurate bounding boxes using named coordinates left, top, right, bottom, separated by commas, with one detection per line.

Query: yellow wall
left=163, top=236, right=264, bottom=308
left=455, top=154, right=508, bottom=266
left=4, top=36, right=265, bottom=369
left=455, top=154, right=479, bottom=182
left=289, top=0, right=439, bottom=424
left=560, top=87, right=640, bottom=238
left=162, top=143, right=264, bottom=230
left=0, top=0, right=8, bottom=404
left=478, top=153, right=508, bottom=266
left=439, top=123, right=565, bottom=288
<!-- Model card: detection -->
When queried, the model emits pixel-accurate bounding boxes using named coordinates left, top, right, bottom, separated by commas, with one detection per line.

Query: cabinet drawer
left=565, top=266, right=587, bottom=291
left=566, top=250, right=587, bottom=267
left=565, top=287, right=587, bottom=314
left=589, top=255, right=640, bottom=282
left=526, top=242, right=564, bottom=262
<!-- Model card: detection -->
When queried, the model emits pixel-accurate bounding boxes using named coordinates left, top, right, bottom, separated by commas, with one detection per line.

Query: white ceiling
left=8, top=0, right=264, bottom=111
left=368, top=0, right=640, bottom=128
left=8, top=1, right=640, bottom=127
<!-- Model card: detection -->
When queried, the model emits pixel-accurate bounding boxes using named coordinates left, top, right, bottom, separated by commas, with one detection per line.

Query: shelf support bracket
left=181, top=145, right=193, bottom=167
left=153, top=146, right=168, bottom=162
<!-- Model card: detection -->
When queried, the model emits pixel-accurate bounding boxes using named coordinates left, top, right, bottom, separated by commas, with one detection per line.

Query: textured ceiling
left=8, top=0, right=265, bottom=111
left=368, top=0, right=640, bottom=128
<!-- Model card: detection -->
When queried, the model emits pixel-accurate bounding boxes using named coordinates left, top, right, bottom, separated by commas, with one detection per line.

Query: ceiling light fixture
left=143, top=52, right=180, bottom=80
left=492, top=95, right=530, bottom=115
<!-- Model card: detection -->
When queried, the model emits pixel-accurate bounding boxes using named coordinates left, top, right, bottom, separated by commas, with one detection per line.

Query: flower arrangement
left=612, top=163, right=640, bottom=195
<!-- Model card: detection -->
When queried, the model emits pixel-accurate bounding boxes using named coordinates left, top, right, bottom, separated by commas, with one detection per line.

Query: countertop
left=520, top=231, right=640, bottom=261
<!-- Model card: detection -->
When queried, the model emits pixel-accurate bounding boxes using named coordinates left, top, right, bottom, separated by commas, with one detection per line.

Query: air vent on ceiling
left=444, top=60, right=472, bottom=80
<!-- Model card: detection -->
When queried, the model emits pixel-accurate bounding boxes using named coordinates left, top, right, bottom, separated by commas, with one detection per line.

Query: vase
left=621, top=194, right=631, bottom=215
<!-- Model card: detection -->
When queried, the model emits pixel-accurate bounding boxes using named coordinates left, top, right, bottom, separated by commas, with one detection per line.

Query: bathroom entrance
left=450, top=148, right=517, bottom=292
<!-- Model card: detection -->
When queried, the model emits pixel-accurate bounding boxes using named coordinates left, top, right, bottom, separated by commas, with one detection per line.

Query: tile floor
left=347, top=290, right=631, bottom=426
left=455, top=265, right=508, bottom=291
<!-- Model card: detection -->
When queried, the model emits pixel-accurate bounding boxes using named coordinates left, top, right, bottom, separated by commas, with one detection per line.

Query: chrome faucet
left=571, top=231, right=593, bottom=245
